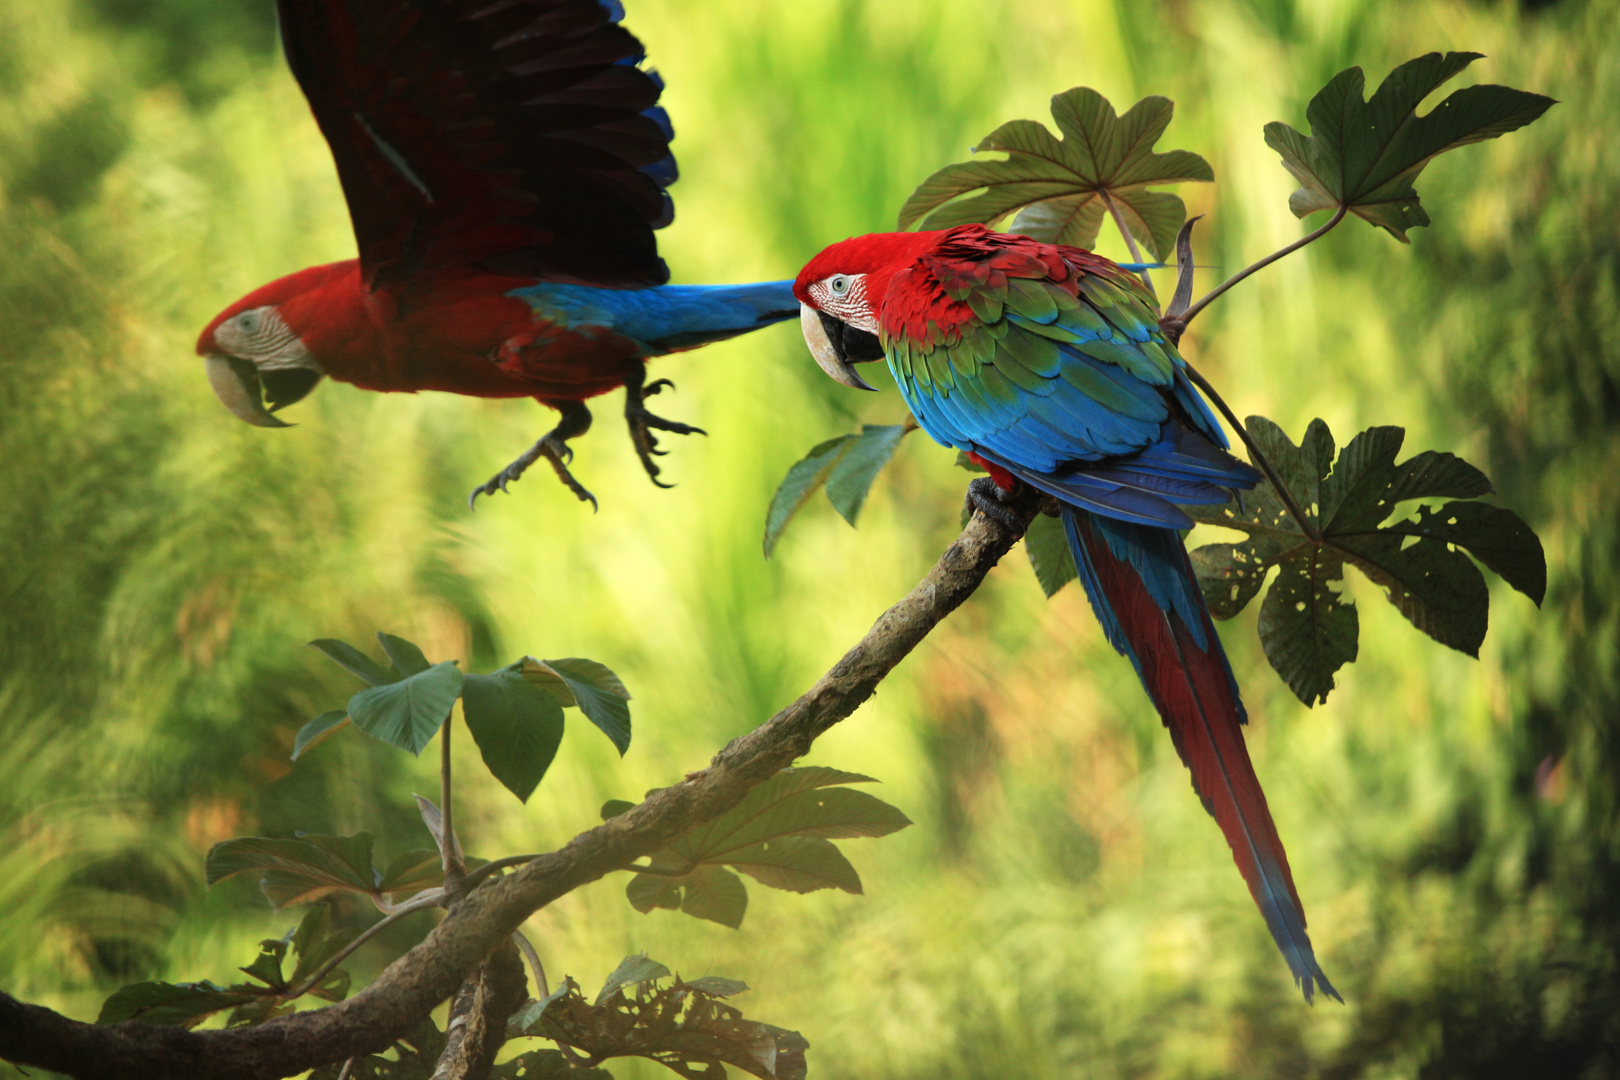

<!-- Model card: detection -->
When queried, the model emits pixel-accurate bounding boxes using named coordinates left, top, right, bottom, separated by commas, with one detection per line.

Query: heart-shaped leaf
left=347, top=661, right=463, bottom=755
left=460, top=671, right=566, bottom=802
left=1264, top=52, right=1555, bottom=240
left=520, top=657, right=631, bottom=754
left=899, top=87, right=1212, bottom=259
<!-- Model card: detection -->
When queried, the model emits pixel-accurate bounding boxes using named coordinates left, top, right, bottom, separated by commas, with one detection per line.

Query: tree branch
left=0, top=491, right=1042, bottom=1080
left=429, top=941, right=526, bottom=1080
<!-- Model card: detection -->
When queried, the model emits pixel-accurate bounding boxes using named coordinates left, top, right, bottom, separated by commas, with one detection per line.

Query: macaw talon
left=467, top=400, right=596, bottom=510
left=964, top=475, right=1026, bottom=531
left=623, top=371, right=705, bottom=487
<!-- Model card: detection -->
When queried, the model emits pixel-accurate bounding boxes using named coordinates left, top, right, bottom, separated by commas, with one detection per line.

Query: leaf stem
left=512, top=931, right=548, bottom=999
left=439, top=715, right=463, bottom=883
left=1179, top=364, right=1322, bottom=542
left=1178, top=204, right=1347, bottom=327
left=1100, top=189, right=1156, bottom=299
left=283, top=893, right=445, bottom=1001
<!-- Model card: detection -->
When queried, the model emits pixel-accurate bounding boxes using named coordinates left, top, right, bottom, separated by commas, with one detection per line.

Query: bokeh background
left=2, top=0, right=1616, bottom=1076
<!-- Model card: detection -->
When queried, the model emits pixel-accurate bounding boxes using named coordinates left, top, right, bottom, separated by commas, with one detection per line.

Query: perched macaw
left=795, top=224, right=1339, bottom=1003
left=197, top=0, right=797, bottom=507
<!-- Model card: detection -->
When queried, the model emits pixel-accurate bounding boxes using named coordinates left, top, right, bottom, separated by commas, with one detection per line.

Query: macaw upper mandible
left=197, top=0, right=798, bottom=507
left=794, top=223, right=1340, bottom=1004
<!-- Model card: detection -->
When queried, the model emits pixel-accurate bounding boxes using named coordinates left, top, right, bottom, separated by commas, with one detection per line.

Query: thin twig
left=460, top=854, right=540, bottom=892
left=1178, top=204, right=1347, bottom=327
left=1180, top=364, right=1321, bottom=542
left=283, top=893, right=446, bottom=1001
left=512, top=931, right=547, bottom=999
left=335, top=1059, right=355, bottom=1080
left=1100, top=189, right=1156, bottom=299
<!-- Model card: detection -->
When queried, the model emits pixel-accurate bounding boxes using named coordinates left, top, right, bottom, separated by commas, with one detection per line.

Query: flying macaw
left=794, top=223, right=1339, bottom=1003
left=197, top=0, right=798, bottom=507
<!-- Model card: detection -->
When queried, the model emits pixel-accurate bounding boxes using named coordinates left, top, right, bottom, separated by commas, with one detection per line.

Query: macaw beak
left=800, top=303, right=877, bottom=392
left=204, top=353, right=293, bottom=428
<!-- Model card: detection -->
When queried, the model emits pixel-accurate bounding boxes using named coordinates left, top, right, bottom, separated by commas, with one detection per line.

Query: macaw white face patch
left=212, top=306, right=319, bottom=373
left=807, top=273, right=879, bottom=334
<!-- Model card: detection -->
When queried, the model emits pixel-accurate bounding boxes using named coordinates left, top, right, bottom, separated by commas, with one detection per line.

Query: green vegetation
left=1, top=0, right=1617, bottom=1077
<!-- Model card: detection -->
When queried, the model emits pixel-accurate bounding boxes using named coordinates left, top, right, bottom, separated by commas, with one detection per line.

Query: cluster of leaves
left=506, top=954, right=808, bottom=1080
left=1187, top=419, right=1545, bottom=704
left=97, top=905, right=353, bottom=1029
left=300, top=632, right=631, bottom=802
left=763, top=424, right=909, bottom=556
left=611, top=767, right=911, bottom=929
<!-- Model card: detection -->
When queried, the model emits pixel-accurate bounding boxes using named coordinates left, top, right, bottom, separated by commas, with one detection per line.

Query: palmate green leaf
left=460, top=671, right=565, bottom=802
left=898, top=87, right=1212, bottom=259
left=347, top=661, right=463, bottom=756
left=1189, top=417, right=1546, bottom=704
left=625, top=767, right=911, bottom=928
left=764, top=425, right=909, bottom=556
left=207, top=832, right=377, bottom=908
left=206, top=832, right=441, bottom=908
left=1264, top=52, right=1555, bottom=240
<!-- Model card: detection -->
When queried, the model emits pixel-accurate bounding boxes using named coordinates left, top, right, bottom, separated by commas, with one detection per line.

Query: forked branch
left=0, top=489, right=1044, bottom=1080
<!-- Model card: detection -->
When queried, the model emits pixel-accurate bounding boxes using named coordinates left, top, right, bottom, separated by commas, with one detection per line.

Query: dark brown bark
left=0, top=491, right=1039, bottom=1080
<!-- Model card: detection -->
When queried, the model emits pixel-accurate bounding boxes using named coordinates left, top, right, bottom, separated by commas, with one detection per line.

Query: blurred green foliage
left=0, top=0, right=1616, bottom=1078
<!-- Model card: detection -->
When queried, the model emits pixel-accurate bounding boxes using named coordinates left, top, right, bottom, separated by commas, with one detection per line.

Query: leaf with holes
left=899, top=87, right=1212, bottom=259
left=625, top=767, right=910, bottom=927
left=1264, top=52, right=1555, bottom=239
left=511, top=963, right=808, bottom=1080
left=1189, top=417, right=1545, bottom=704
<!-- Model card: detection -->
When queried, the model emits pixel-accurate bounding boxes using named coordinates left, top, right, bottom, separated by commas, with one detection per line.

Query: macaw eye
left=237, top=311, right=261, bottom=334
left=828, top=275, right=850, bottom=296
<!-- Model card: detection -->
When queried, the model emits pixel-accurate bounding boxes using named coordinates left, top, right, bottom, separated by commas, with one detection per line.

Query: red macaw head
left=793, top=231, right=947, bottom=391
left=195, top=262, right=355, bottom=427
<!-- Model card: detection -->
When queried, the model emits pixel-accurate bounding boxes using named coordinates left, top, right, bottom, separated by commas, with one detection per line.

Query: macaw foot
left=623, top=372, right=706, bottom=488
left=468, top=400, right=597, bottom=510
left=964, top=475, right=1026, bottom=530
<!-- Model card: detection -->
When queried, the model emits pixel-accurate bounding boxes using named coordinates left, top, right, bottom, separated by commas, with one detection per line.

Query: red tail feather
left=1070, top=513, right=1338, bottom=1002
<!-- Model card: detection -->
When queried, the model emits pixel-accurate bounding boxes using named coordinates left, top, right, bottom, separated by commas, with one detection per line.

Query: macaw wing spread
left=277, top=0, right=674, bottom=290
